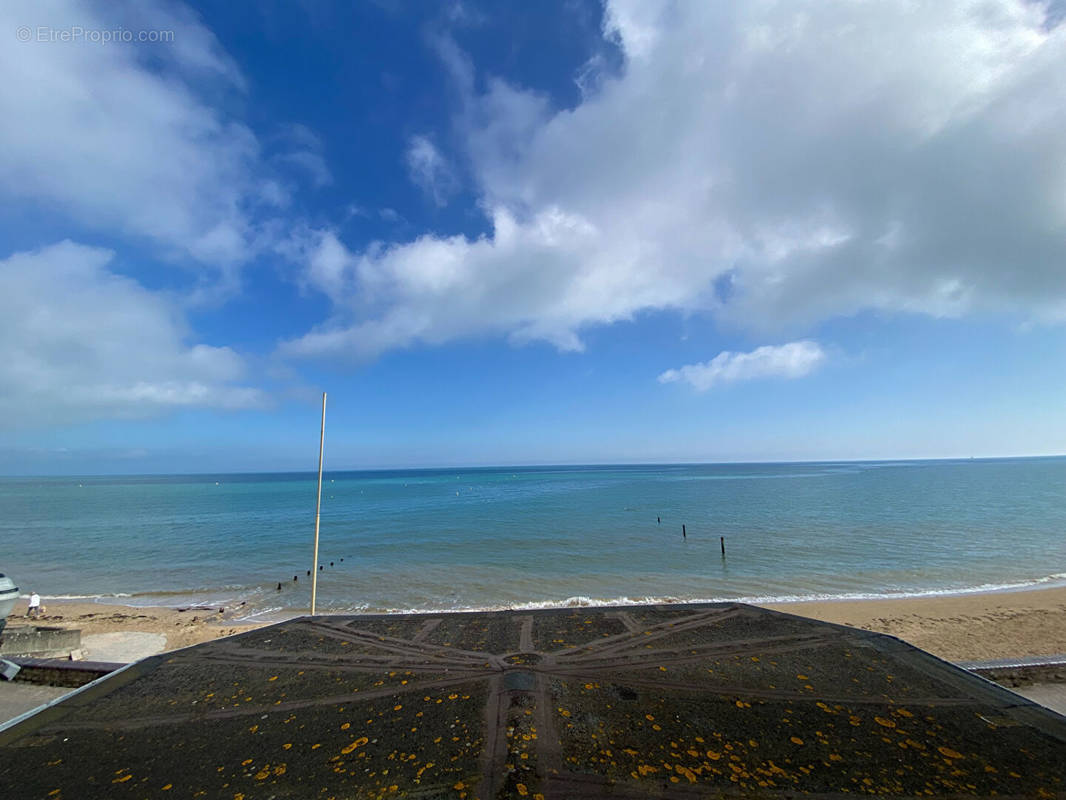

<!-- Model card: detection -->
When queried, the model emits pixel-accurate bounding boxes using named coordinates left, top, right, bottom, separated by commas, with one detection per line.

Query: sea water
left=2, top=458, right=1065, bottom=620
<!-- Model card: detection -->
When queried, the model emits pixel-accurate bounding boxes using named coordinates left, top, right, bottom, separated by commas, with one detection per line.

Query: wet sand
left=12, top=585, right=1066, bottom=663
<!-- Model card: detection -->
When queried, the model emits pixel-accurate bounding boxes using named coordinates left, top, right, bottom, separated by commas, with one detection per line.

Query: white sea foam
left=39, top=569, right=1066, bottom=619
left=31, top=569, right=1066, bottom=626
left=297, top=571, right=1066, bottom=616
left=232, top=605, right=294, bottom=623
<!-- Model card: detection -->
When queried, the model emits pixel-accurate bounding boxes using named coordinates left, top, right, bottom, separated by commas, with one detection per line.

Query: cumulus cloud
left=285, top=0, right=1066, bottom=361
left=658, top=341, right=826, bottom=392
left=0, top=0, right=329, bottom=423
left=405, top=135, right=459, bottom=206
left=0, top=242, right=265, bottom=426
left=278, top=207, right=619, bottom=359
left=0, top=0, right=298, bottom=273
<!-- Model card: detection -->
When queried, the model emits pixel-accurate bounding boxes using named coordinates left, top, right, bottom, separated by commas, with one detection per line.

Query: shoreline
left=9, top=584, right=1066, bottom=663
left=22, top=566, right=1066, bottom=615
left=759, top=584, right=1066, bottom=662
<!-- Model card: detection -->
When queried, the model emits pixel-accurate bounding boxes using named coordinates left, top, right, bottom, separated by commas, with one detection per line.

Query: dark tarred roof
left=3, top=602, right=1066, bottom=798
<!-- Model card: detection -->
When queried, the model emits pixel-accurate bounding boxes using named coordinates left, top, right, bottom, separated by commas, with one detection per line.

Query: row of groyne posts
left=660, top=515, right=726, bottom=556
left=272, top=517, right=727, bottom=595
left=275, top=557, right=349, bottom=593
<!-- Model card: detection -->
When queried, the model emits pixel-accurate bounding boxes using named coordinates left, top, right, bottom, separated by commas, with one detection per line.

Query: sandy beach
left=9, top=586, right=1066, bottom=663
left=14, top=599, right=271, bottom=655
left=761, top=585, right=1066, bottom=662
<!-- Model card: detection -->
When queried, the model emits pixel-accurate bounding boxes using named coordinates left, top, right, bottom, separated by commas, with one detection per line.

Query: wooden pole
left=310, top=392, right=327, bottom=615
left=720, top=536, right=726, bottom=556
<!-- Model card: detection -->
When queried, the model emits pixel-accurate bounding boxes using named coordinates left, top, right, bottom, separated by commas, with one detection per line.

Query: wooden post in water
left=720, top=536, right=726, bottom=556
left=310, top=392, right=327, bottom=615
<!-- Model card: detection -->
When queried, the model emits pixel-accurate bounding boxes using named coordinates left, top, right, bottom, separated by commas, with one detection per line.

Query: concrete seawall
left=0, top=625, right=81, bottom=659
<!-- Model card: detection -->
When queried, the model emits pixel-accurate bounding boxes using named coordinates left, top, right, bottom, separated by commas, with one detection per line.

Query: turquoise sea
left=2, top=458, right=1065, bottom=620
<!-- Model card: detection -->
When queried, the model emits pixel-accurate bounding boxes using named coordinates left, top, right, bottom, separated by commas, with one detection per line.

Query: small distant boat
left=0, top=573, right=20, bottom=637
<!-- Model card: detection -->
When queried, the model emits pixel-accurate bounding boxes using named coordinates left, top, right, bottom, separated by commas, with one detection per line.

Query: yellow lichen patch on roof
left=340, top=737, right=369, bottom=755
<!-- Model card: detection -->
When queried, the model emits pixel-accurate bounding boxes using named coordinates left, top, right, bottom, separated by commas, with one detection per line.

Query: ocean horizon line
left=4, top=452, right=1066, bottom=480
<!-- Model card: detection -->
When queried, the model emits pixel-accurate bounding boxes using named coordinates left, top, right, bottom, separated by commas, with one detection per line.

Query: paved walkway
left=1016, top=683, right=1066, bottom=717
left=0, top=682, right=70, bottom=726
left=81, top=631, right=166, bottom=663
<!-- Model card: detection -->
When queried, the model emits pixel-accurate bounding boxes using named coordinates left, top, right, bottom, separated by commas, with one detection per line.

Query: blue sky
left=2, top=0, right=1066, bottom=474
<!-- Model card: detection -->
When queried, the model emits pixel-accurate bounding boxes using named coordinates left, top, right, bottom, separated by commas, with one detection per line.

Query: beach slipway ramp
left=2, top=603, right=1066, bottom=798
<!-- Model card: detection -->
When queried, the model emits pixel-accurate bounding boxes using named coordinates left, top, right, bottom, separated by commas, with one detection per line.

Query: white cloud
left=286, top=0, right=1066, bottom=361
left=0, top=242, right=266, bottom=426
left=0, top=1, right=329, bottom=423
left=278, top=207, right=616, bottom=359
left=658, top=341, right=826, bottom=392
left=0, top=0, right=298, bottom=273
left=405, top=134, right=458, bottom=206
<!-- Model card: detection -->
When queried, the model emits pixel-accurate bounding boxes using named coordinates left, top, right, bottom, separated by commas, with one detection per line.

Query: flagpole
left=310, top=391, right=327, bottom=616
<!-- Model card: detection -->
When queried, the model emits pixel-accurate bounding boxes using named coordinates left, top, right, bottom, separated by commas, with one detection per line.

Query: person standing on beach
left=26, top=591, right=41, bottom=619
